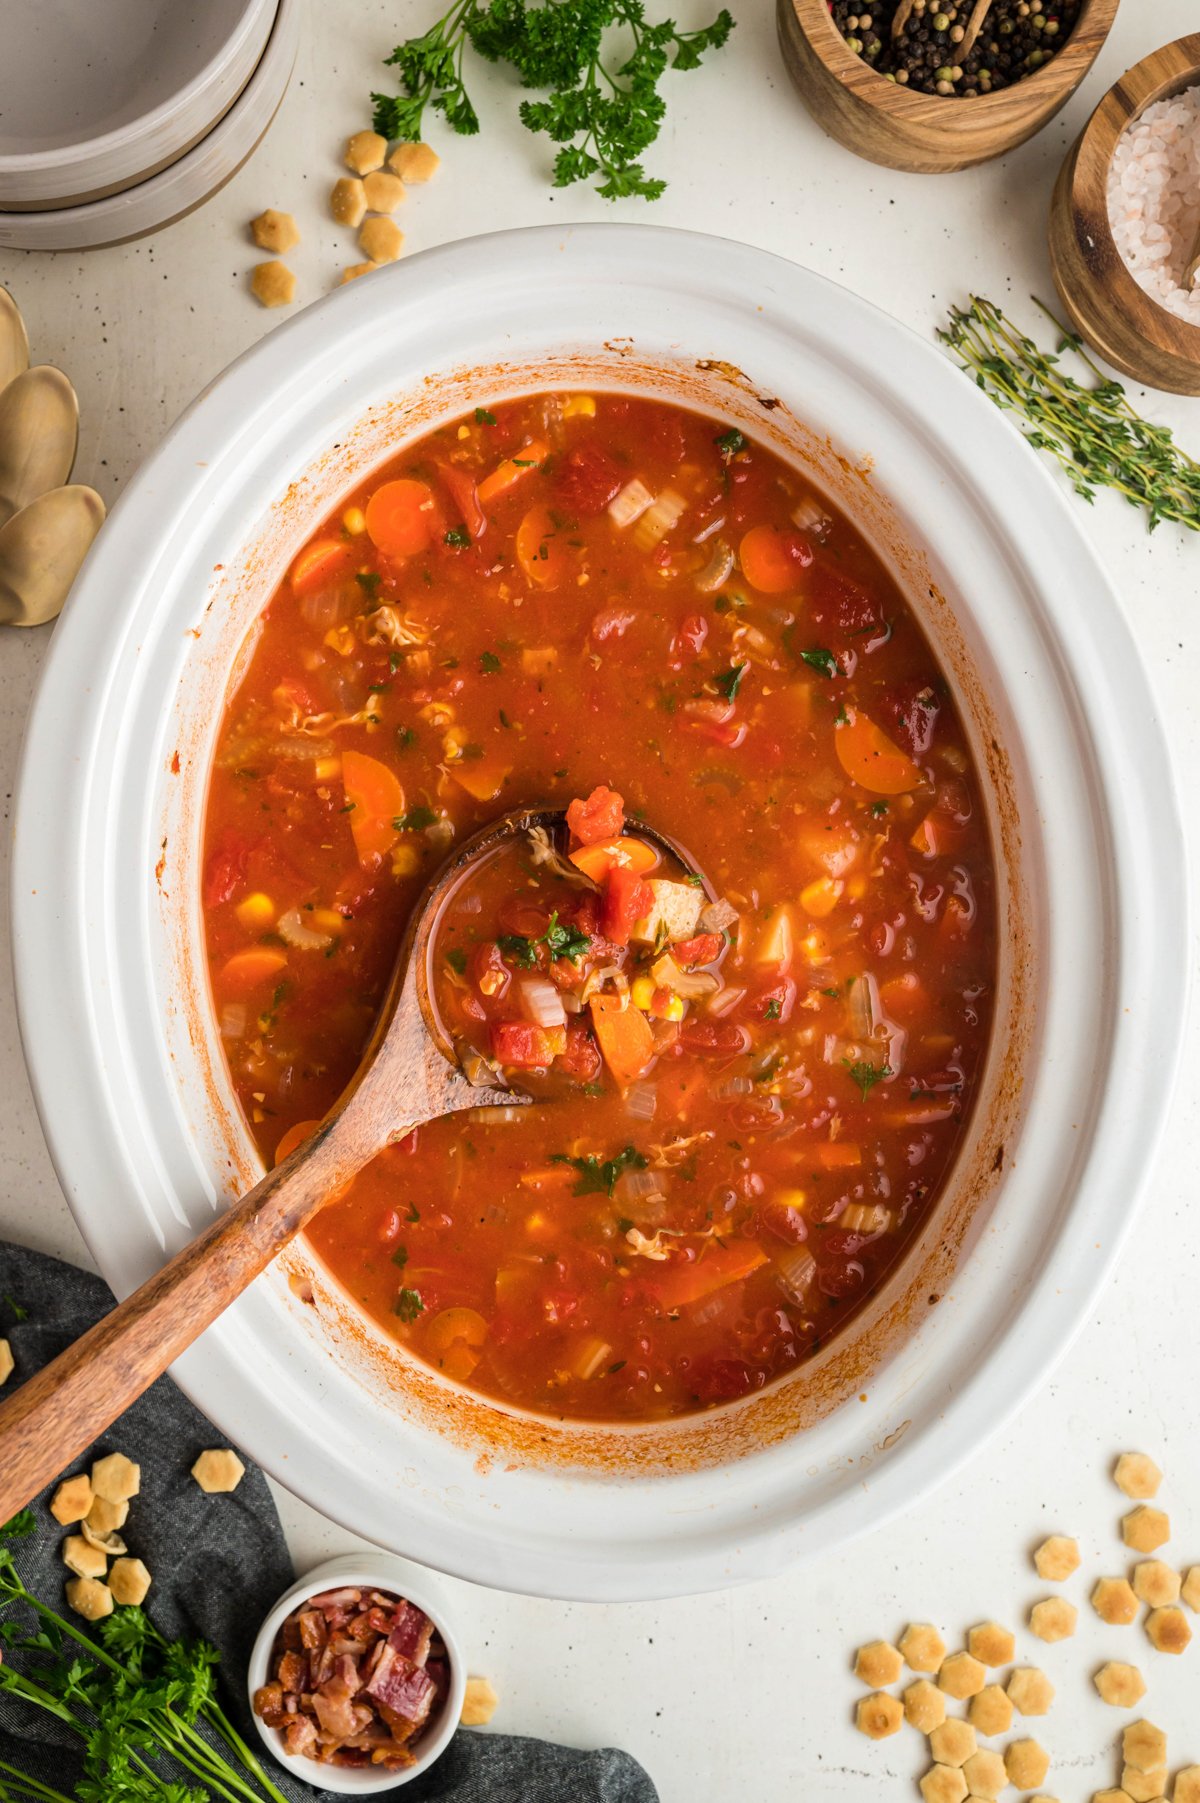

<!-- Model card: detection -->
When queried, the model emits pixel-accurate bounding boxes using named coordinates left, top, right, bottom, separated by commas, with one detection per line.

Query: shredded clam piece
left=526, top=825, right=598, bottom=889
left=647, top=1131, right=713, bottom=1169
left=359, top=605, right=430, bottom=648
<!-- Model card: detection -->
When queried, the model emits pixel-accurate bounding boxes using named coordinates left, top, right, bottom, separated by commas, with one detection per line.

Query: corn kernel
left=631, top=976, right=656, bottom=1011
left=774, top=1187, right=808, bottom=1213
left=651, top=990, right=684, bottom=1022
left=563, top=395, right=596, bottom=418
left=311, top=908, right=345, bottom=936
left=323, top=625, right=355, bottom=657
left=235, top=892, right=274, bottom=929
left=343, top=507, right=366, bottom=536
left=443, top=727, right=468, bottom=759
left=314, top=755, right=341, bottom=782
left=392, top=845, right=420, bottom=878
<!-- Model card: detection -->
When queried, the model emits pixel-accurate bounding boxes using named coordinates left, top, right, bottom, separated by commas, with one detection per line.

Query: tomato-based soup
left=202, top=391, right=996, bottom=1422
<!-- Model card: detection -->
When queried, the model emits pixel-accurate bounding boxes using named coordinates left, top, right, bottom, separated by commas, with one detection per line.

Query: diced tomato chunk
left=202, top=830, right=249, bottom=907
left=669, top=613, right=709, bottom=665
left=557, top=1018, right=602, bottom=1082
left=673, top=932, right=723, bottom=967
left=566, top=785, right=626, bottom=845
left=600, top=867, right=654, bottom=947
left=809, top=564, right=882, bottom=642
left=678, top=1019, right=751, bottom=1058
left=554, top=444, right=623, bottom=515
left=437, top=462, right=486, bottom=541
left=490, top=1020, right=556, bottom=1069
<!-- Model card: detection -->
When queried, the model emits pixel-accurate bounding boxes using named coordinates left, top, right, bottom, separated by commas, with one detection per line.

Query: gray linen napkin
left=0, top=1243, right=658, bottom=1803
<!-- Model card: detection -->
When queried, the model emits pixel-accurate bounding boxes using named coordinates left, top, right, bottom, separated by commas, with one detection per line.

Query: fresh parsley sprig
left=0, top=1533, right=288, bottom=1803
left=939, top=296, right=1200, bottom=533
left=552, top=1144, right=646, bottom=1196
left=373, top=0, right=735, bottom=202
left=499, top=910, right=591, bottom=967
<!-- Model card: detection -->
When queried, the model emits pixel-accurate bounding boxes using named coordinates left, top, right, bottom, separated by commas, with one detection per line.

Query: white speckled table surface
left=2, top=3, right=1198, bottom=1796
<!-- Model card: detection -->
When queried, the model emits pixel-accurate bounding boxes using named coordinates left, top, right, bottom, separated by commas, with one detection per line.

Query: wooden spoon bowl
left=1048, top=33, right=1200, bottom=395
left=0, top=805, right=703, bottom=1520
left=777, top=0, right=1118, bottom=174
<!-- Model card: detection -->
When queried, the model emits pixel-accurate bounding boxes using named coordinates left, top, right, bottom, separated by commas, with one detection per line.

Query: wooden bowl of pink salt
left=1049, top=32, right=1200, bottom=395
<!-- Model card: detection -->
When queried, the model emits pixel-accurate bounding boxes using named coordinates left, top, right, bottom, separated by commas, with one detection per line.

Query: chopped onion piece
left=699, top=897, right=739, bottom=933
left=714, top=1076, right=754, bottom=1098
left=624, top=1081, right=658, bottom=1121
left=278, top=908, right=332, bottom=951
left=632, top=487, right=686, bottom=551
left=706, top=985, right=746, bottom=1018
left=220, top=1002, right=246, bottom=1040
left=695, top=540, right=734, bottom=593
left=608, top=478, right=654, bottom=530
left=458, top=892, right=482, bottom=914
left=616, top=1167, right=662, bottom=1203
left=569, top=1336, right=613, bottom=1380
left=298, top=587, right=348, bottom=632
left=517, top=975, right=567, bottom=1030
left=650, top=952, right=718, bottom=999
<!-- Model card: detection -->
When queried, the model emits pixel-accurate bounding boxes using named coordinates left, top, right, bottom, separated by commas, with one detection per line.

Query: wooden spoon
left=0, top=806, right=699, bottom=1522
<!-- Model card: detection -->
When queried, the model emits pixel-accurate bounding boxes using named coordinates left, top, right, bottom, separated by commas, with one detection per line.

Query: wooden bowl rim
left=1069, top=31, right=1200, bottom=357
left=786, top=0, right=1120, bottom=119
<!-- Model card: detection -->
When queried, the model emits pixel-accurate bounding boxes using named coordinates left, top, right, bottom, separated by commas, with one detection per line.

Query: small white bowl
left=0, top=0, right=299, bottom=252
left=0, top=0, right=278, bottom=211
left=246, top=1553, right=465, bottom=1794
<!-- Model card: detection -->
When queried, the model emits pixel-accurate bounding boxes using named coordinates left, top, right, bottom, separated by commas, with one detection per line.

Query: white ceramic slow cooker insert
left=12, top=228, right=1185, bottom=1600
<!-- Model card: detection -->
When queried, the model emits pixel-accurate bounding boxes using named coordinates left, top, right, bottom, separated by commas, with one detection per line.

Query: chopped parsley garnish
left=870, top=800, right=889, bottom=817
left=800, top=647, right=838, bottom=678
left=479, top=649, right=502, bottom=673
left=714, top=427, right=746, bottom=460
left=444, top=525, right=471, bottom=548
left=394, top=805, right=437, bottom=831
left=394, top=1287, right=425, bottom=1323
left=608, top=1360, right=627, bottom=1374
left=355, top=570, right=382, bottom=598
left=406, top=1202, right=420, bottom=1222
left=685, top=873, right=704, bottom=886
left=843, top=1058, right=892, bottom=1100
left=834, top=704, right=849, bottom=726
left=551, top=1145, right=647, bottom=1197
left=511, top=458, right=536, bottom=468
left=475, top=406, right=497, bottom=425
left=499, top=708, right=513, bottom=729
left=371, top=0, right=734, bottom=203
left=444, top=947, right=468, bottom=975
left=615, top=1216, right=634, bottom=1234
left=764, top=998, right=782, bottom=1020
left=713, top=661, right=747, bottom=701
left=499, top=910, right=591, bottom=968
left=391, top=1246, right=408, bottom=1268
left=396, top=725, right=417, bottom=750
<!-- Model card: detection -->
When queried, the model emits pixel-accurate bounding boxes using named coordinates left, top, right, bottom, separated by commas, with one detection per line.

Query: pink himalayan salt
left=1107, top=83, right=1200, bottom=328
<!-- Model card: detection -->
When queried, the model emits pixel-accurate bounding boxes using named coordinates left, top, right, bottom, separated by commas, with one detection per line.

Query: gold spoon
left=0, top=288, right=29, bottom=396
left=0, top=365, right=80, bottom=526
left=0, top=807, right=703, bottom=1518
left=0, top=484, right=105, bottom=627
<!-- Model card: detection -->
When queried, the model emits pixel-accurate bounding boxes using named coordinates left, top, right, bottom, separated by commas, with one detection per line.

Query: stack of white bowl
left=0, top=0, right=301, bottom=251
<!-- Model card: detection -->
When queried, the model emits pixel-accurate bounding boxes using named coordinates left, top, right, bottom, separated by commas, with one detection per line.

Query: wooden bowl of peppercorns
left=778, top=0, right=1119, bottom=173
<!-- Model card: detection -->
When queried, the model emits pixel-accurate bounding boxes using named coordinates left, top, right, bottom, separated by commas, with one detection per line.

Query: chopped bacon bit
left=255, top=1586, right=446, bottom=1771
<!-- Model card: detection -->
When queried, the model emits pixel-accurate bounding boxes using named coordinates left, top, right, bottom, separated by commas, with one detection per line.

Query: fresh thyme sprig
left=0, top=1528, right=287, bottom=1803
left=372, top=0, right=735, bottom=201
left=938, top=296, right=1200, bottom=533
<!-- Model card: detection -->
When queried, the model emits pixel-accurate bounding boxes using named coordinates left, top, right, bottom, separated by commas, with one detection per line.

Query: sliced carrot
left=450, top=759, right=511, bottom=803
left=342, top=748, right=404, bottom=869
left=835, top=710, right=923, bottom=795
left=515, top=502, right=576, bottom=587
left=425, top=1306, right=488, bottom=1358
left=518, top=1165, right=577, bottom=1192
left=477, top=440, right=549, bottom=507
left=799, top=876, right=842, bottom=918
left=738, top=524, right=807, bottom=595
left=365, top=478, right=439, bottom=558
left=290, top=537, right=353, bottom=594
left=589, top=992, right=656, bottom=1088
left=219, top=947, right=288, bottom=991
left=654, top=1240, right=768, bottom=1312
left=569, top=836, right=658, bottom=881
left=274, top=1118, right=322, bottom=1166
left=809, top=1141, right=862, bottom=1171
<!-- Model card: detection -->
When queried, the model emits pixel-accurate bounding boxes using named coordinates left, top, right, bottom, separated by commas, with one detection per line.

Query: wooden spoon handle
left=0, top=1120, right=364, bottom=1524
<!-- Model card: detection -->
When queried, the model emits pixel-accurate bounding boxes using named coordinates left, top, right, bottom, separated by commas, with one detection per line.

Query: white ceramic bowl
left=247, top=1554, right=465, bottom=1793
left=0, top=0, right=277, bottom=211
left=0, top=0, right=298, bottom=251
left=12, top=227, right=1186, bottom=1600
